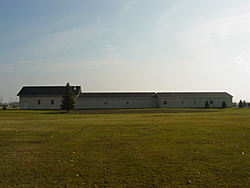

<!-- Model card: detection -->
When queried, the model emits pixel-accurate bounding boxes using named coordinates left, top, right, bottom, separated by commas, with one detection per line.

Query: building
left=77, top=92, right=158, bottom=109
left=17, top=86, right=81, bottom=109
left=17, top=86, right=233, bottom=109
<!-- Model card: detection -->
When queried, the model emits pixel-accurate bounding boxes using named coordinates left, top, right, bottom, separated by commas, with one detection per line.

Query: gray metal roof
left=157, top=92, right=233, bottom=98
left=78, top=92, right=157, bottom=99
left=17, top=86, right=233, bottom=99
left=79, top=92, right=232, bottom=99
left=17, top=86, right=81, bottom=96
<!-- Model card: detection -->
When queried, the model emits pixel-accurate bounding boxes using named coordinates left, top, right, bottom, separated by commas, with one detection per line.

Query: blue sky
left=1, top=0, right=250, bottom=103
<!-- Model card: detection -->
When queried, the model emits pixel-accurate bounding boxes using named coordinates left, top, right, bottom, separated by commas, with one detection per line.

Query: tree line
left=238, top=100, right=250, bottom=108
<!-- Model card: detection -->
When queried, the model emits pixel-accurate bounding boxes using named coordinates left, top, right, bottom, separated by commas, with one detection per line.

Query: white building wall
left=19, top=96, right=63, bottom=109
left=19, top=93, right=233, bottom=109
left=76, top=98, right=158, bottom=109
left=159, top=97, right=233, bottom=108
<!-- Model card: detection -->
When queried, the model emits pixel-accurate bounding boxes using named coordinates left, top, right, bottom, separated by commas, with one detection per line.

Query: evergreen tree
left=60, top=83, right=76, bottom=112
left=205, top=101, right=210, bottom=108
left=222, top=101, right=227, bottom=108
left=243, top=100, right=247, bottom=107
left=238, top=100, right=243, bottom=108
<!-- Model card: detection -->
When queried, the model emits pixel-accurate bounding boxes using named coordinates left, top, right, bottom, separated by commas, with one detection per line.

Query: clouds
left=36, top=15, right=105, bottom=53
left=233, top=54, right=250, bottom=69
left=1, top=0, right=250, bottom=102
left=11, top=14, right=122, bottom=65
left=154, top=1, right=186, bottom=37
left=116, top=1, right=140, bottom=23
left=1, top=1, right=138, bottom=72
left=0, top=63, right=15, bottom=72
left=1, top=53, right=132, bottom=74
left=178, top=3, right=250, bottom=66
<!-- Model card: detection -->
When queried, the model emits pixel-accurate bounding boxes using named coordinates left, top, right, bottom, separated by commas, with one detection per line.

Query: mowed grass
left=0, top=108, right=249, bottom=187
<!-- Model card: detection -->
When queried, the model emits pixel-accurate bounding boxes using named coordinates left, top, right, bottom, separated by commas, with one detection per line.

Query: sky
left=1, top=0, right=250, bottom=103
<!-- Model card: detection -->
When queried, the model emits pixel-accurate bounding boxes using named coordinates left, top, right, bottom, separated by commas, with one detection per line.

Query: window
left=37, top=100, right=41, bottom=105
left=163, top=101, right=167, bottom=105
left=51, top=99, right=54, bottom=105
left=194, top=100, right=197, bottom=105
left=104, top=102, right=107, bottom=105
left=182, top=100, right=186, bottom=105
left=210, top=100, right=214, bottom=104
left=126, top=101, right=129, bottom=105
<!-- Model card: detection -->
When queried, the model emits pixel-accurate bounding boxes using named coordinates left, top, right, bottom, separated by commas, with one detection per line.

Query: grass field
left=0, top=108, right=249, bottom=187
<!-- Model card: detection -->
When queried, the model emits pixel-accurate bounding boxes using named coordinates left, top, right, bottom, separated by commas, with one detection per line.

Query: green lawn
left=0, top=108, right=249, bottom=187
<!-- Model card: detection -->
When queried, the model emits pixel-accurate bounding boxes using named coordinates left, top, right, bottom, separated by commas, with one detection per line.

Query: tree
left=221, top=101, right=227, bottom=108
left=2, top=105, right=7, bottom=110
left=60, top=83, right=76, bottom=112
left=238, top=100, right=243, bottom=108
left=243, top=100, right=247, bottom=107
left=205, top=101, right=210, bottom=108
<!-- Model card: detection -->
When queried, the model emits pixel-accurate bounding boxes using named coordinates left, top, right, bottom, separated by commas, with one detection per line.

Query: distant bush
left=238, top=100, right=243, bottom=108
left=222, top=101, right=227, bottom=108
left=2, top=105, right=7, bottom=110
left=243, top=100, right=247, bottom=107
left=205, top=101, right=210, bottom=108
